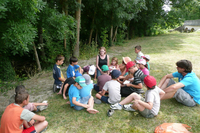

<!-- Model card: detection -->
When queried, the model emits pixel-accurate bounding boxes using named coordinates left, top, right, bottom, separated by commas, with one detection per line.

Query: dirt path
left=0, top=44, right=135, bottom=113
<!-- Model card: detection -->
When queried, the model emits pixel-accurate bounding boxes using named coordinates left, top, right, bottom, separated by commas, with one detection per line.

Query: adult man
left=158, top=59, right=200, bottom=106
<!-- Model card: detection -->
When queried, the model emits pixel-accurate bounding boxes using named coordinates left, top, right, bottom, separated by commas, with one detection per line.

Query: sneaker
left=94, top=98, right=102, bottom=104
left=107, top=109, right=114, bottom=117
left=39, top=101, right=48, bottom=111
left=123, top=104, right=136, bottom=111
left=110, top=103, right=122, bottom=110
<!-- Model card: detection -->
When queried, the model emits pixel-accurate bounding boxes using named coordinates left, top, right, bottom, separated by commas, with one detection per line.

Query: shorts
left=173, top=88, right=196, bottom=107
left=74, top=96, right=90, bottom=110
left=139, top=108, right=155, bottom=118
left=167, top=79, right=176, bottom=87
left=22, top=126, right=36, bottom=133
left=101, top=96, right=110, bottom=104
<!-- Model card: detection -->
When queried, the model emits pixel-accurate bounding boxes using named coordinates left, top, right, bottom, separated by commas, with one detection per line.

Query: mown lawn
left=24, top=32, right=200, bottom=133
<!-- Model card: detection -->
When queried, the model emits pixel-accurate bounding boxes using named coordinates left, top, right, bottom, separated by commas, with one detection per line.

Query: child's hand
left=28, top=119, right=35, bottom=126
left=126, top=83, right=132, bottom=87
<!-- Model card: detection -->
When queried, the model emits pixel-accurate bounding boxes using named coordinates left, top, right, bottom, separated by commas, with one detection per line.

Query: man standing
left=158, top=59, right=200, bottom=106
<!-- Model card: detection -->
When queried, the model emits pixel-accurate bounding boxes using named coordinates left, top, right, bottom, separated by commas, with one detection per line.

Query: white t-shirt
left=145, top=86, right=162, bottom=115
left=136, top=51, right=144, bottom=61
left=103, top=80, right=121, bottom=104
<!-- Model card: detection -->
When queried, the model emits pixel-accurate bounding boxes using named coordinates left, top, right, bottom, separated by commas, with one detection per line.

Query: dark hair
left=56, top=55, right=65, bottom=62
left=135, top=45, right=141, bottom=51
left=15, top=91, right=29, bottom=104
left=146, top=85, right=155, bottom=90
left=111, top=74, right=118, bottom=79
left=69, top=56, right=78, bottom=64
left=15, top=85, right=26, bottom=94
left=176, top=60, right=192, bottom=73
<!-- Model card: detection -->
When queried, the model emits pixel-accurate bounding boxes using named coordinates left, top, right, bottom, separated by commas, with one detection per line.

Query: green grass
left=5, top=32, right=200, bottom=133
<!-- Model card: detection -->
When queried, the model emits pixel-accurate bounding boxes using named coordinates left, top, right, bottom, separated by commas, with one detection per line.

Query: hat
left=88, top=65, right=96, bottom=75
left=83, top=65, right=90, bottom=72
left=111, top=70, right=121, bottom=78
left=101, top=65, right=109, bottom=72
left=144, top=75, right=156, bottom=88
left=75, top=72, right=82, bottom=77
left=126, top=61, right=135, bottom=71
left=142, top=55, right=150, bottom=60
left=136, top=58, right=146, bottom=65
left=122, top=57, right=131, bottom=64
left=82, top=74, right=92, bottom=85
left=75, top=76, right=87, bottom=87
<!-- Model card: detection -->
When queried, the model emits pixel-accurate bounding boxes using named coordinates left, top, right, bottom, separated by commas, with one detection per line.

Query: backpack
left=154, top=123, right=191, bottom=133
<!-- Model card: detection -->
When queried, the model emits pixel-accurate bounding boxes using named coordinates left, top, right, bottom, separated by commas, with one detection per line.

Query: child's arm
left=135, top=100, right=153, bottom=110
left=107, top=55, right=110, bottom=66
left=72, top=97, right=90, bottom=108
left=126, top=83, right=142, bottom=89
left=58, top=77, right=65, bottom=82
left=32, top=114, right=46, bottom=122
left=98, top=89, right=106, bottom=96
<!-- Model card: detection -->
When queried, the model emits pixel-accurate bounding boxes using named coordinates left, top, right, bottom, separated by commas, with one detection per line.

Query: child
left=95, top=47, right=109, bottom=79
left=134, top=45, right=144, bottom=62
left=0, top=91, right=48, bottom=133
left=68, top=76, right=99, bottom=114
left=136, top=58, right=149, bottom=75
left=80, top=74, right=93, bottom=98
left=95, top=70, right=121, bottom=104
left=66, top=56, right=83, bottom=78
left=119, top=57, right=131, bottom=79
left=57, top=72, right=82, bottom=99
left=83, top=65, right=96, bottom=77
left=94, top=65, right=111, bottom=92
left=109, top=75, right=165, bottom=118
left=53, top=55, right=66, bottom=92
left=142, top=55, right=150, bottom=70
left=109, top=57, right=120, bottom=72
left=9, top=85, right=48, bottom=112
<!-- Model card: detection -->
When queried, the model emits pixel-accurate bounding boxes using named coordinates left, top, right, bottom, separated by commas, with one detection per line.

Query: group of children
left=0, top=45, right=165, bottom=132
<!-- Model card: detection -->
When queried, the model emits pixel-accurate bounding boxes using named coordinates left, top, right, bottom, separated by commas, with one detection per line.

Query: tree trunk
left=112, top=26, right=118, bottom=42
left=33, top=42, right=42, bottom=72
left=38, top=26, right=46, bottom=60
left=110, top=25, right=113, bottom=46
left=88, top=28, right=93, bottom=45
left=95, top=31, right=98, bottom=44
left=73, top=0, right=81, bottom=57
left=62, top=0, right=68, bottom=51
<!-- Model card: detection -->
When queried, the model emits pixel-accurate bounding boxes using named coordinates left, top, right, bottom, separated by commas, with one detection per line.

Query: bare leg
left=95, top=93, right=102, bottom=100
left=161, top=91, right=176, bottom=100
left=160, top=78, right=170, bottom=90
left=132, top=101, right=145, bottom=111
left=62, top=84, right=69, bottom=99
left=34, top=121, right=48, bottom=133
left=86, top=96, right=99, bottom=114
left=57, top=84, right=64, bottom=94
left=119, top=93, right=141, bottom=105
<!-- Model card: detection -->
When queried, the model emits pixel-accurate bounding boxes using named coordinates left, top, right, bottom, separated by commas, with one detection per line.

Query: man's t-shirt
left=97, top=74, right=111, bottom=91
left=172, top=72, right=200, bottom=104
left=103, top=80, right=121, bottom=104
left=68, top=84, right=80, bottom=107
left=0, top=103, right=35, bottom=133
left=53, top=64, right=64, bottom=85
left=66, top=65, right=80, bottom=78
left=79, top=84, right=93, bottom=98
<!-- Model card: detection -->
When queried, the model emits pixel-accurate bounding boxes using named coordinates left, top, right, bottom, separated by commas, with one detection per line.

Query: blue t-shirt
left=68, top=84, right=80, bottom=107
left=66, top=65, right=80, bottom=78
left=79, top=84, right=93, bottom=98
left=172, top=72, right=200, bottom=104
left=53, top=64, right=62, bottom=85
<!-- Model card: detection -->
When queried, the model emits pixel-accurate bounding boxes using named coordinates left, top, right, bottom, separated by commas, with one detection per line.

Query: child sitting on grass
left=136, top=58, right=149, bottom=75
left=109, top=75, right=165, bottom=118
left=142, top=55, right=150, bottom=70
left=109, top=57, right=120, bottom=72
left=68, top=76, right=99, bottom=114
left=95, top=70, right=121, bottom=104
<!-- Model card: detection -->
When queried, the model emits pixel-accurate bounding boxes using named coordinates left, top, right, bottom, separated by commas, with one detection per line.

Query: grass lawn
left=9, top=32, right=200, bottom=132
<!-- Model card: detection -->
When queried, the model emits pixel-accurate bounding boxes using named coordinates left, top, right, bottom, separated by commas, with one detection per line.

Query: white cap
left=88, top=65, right=96, bottom=75
left=136, top=58, right=146, bottom=65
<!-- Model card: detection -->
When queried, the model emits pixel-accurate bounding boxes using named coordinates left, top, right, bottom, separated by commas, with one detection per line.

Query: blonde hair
left=111, top=57, right=118, bottom=65
left=99, top=47, right=106, bottom=54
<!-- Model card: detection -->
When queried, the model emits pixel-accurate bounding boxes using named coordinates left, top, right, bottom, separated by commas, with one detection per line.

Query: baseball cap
left=82, top=74, right=92, bottom=85
left=88, top=65, right=96, bottom=75
left=122, top=57, right=131, bottom=64
left=111, top=70, right=121, bottom=78
left=142, top=55, right=150, bottom=60
left=75, top=76, right=87, bottom=87
left=126, top=61, right=135, bottom=72
left=144, top=75, right=156, bottom=88
left=101, top=65, right=109, bottom=72
left=136, top=58, right=146, bottom=65
left=75, top=72, right=82, bottom=77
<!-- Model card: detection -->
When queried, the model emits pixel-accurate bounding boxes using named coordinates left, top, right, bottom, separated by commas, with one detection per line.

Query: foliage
left=79, top=41, right=98, bottom=60
left=0, top=57, right=15, bottom=81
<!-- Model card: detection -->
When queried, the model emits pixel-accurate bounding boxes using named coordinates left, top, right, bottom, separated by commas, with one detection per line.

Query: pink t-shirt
left=140, top=67, right=149, bottom=75
left=97, top=74, right=111, bottom=91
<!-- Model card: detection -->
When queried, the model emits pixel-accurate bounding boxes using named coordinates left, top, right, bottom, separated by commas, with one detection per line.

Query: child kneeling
left=110, top=75, right=165, bottom=118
